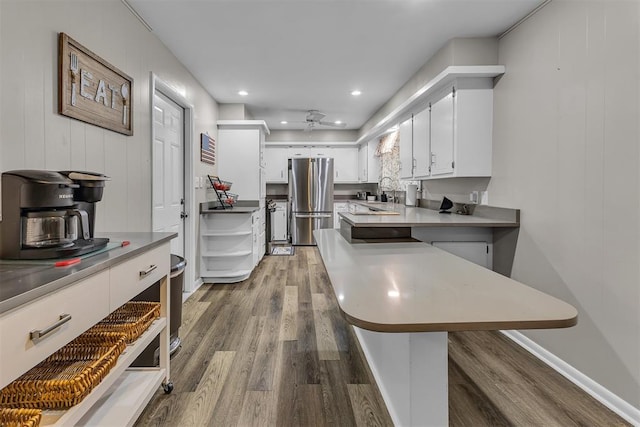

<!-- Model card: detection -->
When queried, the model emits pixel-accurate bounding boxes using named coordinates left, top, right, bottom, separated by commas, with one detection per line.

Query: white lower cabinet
left=432, top=241, right=493, bottom=270
left=333, top=202, right=350, bottom=228
left=271, top=201, right=288, bottom=241
left=200, top=210, right=263, bottom=283
left=0, top=241, right=172, bottom=426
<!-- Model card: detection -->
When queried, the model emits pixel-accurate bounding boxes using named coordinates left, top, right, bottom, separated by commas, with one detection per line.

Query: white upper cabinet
left=265, top=144, right=359, bottom=184
left=217, top=120, right=269, bottom=200
left=357, top=140, right=380, bottom=183
left=332, top=146, right=359, bottom=183
left=264, top=146, right=289, bottom=183
left=358, top=143, right=367, bottom=182
left=412, top=106, right=431, bottom=178
left=359, top=66, right=504, bottom=181
left=399, top=118, right=414, bottom=179
left=428, top=78, right=493, bottom=179
left=429, top=88, right=455, bottom=176
left=398, top=77, right=494, bottom=180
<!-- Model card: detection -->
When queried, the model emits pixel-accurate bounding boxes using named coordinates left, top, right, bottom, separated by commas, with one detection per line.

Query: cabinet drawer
left=0, top=269, right=110, bottom=388
left=109, top=243, right=170, bottom=309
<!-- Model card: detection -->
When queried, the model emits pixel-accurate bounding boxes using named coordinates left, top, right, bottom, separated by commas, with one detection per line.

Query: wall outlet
left=470, top=191, right=479, bottom=204
left=480, top=191, right=489, bottom=205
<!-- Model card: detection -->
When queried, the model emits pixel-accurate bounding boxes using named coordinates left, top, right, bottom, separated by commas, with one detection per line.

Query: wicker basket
left=0, top=333, right=126, bottom=410
left=88, top=301, right=161, bottom=344
left=0, top=408, right=42, bottom=427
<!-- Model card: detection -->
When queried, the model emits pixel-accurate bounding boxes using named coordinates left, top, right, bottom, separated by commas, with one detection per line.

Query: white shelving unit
left=1, top=238, right=173, bottom=427
left=200, top=211, right=258, bottom=283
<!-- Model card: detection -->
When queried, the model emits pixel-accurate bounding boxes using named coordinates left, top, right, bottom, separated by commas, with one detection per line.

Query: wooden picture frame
left=58, top=32, right=133, bottom=135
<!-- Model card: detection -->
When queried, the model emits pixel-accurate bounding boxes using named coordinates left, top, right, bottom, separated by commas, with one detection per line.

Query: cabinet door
left=399, top=117, right=413, bottom=179
left=287, top=147, right=311, bottom=158
left=218, top=129, right=261, bottom=199
left=412, top=107, right=431, bottom=178
left=430, top=90, right=455, bottom=176
left=358, top=144, right=367, bottom=182
left=272, top=203, right=288, bottom=241
left=264, top=146, right=289, bottom=183
left=366, top=139, right=380, bottom=183
left=333, top=202, right=349, bottom=228
left=333, top=147, right=359, bottom=183
left=307, top=146, right=332, bottom=157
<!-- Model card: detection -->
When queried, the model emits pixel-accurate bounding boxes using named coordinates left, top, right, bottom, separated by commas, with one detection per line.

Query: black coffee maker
left=0, top=170, right=109, bottom=260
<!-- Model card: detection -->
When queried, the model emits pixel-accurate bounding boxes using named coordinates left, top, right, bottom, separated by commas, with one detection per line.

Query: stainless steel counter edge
left=0, top=232, right=177, bottom=315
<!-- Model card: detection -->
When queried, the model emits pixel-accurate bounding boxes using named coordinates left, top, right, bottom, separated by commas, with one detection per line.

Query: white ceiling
left=127, top=0, right=544, bottom=131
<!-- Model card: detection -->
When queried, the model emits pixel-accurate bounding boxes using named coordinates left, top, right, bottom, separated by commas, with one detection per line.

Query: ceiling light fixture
left=334, top=120, right=342, bottom=125
left=280, top=121, right=288, bottom=125
left=351, top=90, right=362, bottom=96
left=238, top=90, right=248, bottom=96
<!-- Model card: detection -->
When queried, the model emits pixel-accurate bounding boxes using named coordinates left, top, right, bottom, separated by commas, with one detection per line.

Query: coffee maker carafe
left=0, top=170, right=109, bottom=260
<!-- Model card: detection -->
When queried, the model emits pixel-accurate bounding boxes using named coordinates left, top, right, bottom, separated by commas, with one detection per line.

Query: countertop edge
left=342, top=310, right=578, bottom=333
left=0, top=232, right=177, bottom=315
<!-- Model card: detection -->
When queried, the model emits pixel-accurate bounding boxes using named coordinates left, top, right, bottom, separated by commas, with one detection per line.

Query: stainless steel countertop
left=0, top=232, right=176, bottom=315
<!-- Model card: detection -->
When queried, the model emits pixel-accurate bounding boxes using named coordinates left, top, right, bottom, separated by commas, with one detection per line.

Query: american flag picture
left=201, top=133, right=215, bottom=165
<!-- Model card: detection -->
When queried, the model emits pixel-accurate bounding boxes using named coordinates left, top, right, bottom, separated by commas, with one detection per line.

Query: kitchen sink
left=348, top=201, right=401, bottom=215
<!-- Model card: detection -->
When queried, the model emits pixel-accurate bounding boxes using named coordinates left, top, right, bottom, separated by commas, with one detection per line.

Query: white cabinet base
left=354, top=327, right=448, bottom=427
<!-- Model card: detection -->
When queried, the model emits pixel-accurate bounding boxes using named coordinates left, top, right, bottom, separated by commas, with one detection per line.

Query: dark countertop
left=200, top=201, right=260, bottom=214
left=0, top=232, right=176, bottom=315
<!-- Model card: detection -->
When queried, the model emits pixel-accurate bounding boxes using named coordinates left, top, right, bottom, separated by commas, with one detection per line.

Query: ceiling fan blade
left=306, top=110, right=326, bottom=122
left=318, top=120, right=347, bottom=128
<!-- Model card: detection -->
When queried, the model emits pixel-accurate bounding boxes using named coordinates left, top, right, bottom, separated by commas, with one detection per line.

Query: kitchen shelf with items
left=207, top=175, right=237, bottom=209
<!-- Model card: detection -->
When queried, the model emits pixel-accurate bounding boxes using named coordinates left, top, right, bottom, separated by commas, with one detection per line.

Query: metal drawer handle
left=139, top=264, right=158, bottom=278
left=30, top=313, right=72, bottom=340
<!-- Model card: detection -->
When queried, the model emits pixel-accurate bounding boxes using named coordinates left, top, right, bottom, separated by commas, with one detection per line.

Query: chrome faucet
left=378, top=176, right=396, bottom=203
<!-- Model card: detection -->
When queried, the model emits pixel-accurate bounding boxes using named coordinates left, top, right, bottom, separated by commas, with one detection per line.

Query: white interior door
left=152, top=91, right=185, bottom=257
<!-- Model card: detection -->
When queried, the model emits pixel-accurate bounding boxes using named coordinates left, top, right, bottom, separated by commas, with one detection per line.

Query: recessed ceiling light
left=351, top=90, right=362, bottom=96
left=280, top=121, right=288, bottom=125
left=238, top=90, right=248, bottom=96
left=334, top=120, right=342, bottom=125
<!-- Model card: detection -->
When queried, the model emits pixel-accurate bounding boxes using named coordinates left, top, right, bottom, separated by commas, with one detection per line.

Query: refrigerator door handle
left=294, top=213, right=332, bottom=219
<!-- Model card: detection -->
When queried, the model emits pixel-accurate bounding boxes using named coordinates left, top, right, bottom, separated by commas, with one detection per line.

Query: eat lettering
left=80, top=69, right=123, bottom=109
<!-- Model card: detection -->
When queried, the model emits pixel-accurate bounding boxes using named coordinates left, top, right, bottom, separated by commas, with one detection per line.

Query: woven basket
left=0, top=332, right=126, bottom=410
left=0, top=408, right=42, bottom=427
left=88, top=301, right=161, bottom=344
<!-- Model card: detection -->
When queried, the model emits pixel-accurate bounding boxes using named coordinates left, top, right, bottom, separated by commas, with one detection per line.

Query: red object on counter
left=54, top=258, right=81, bottom=267
left=121, top=240, right=130, bottom=247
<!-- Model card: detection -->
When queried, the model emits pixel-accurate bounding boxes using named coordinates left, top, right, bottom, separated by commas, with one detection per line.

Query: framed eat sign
left=58, top=32, right=134, bottom=135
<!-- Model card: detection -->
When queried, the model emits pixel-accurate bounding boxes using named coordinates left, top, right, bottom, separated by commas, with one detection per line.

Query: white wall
left=489, top=0, right=639, bottom=407
left=0, top=0, right=219, bottom=284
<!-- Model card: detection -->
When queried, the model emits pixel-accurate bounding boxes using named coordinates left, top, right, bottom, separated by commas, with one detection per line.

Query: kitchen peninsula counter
left=0, top=232, right=176, bottom=315
left=313, top=228, right=576, bottom=426
left=339, top=202, right=519, bottom=228
left=314, top=228, right=576, bottom=332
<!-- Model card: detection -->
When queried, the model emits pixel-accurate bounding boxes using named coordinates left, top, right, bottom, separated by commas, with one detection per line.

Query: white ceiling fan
left=295, top=110, right=347, bottom=131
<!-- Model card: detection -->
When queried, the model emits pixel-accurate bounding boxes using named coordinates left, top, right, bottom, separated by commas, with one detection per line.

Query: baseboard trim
left=501, top=330, right=640, bottom=426
left=182, top=278, right=204, bottom=302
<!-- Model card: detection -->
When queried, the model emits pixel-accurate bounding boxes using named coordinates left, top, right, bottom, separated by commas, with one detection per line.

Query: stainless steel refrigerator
left=289, top=157, right=334, bottom=245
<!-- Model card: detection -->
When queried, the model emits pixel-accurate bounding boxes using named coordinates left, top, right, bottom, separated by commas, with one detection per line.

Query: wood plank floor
left=136, top=247, right=630, bottom=427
